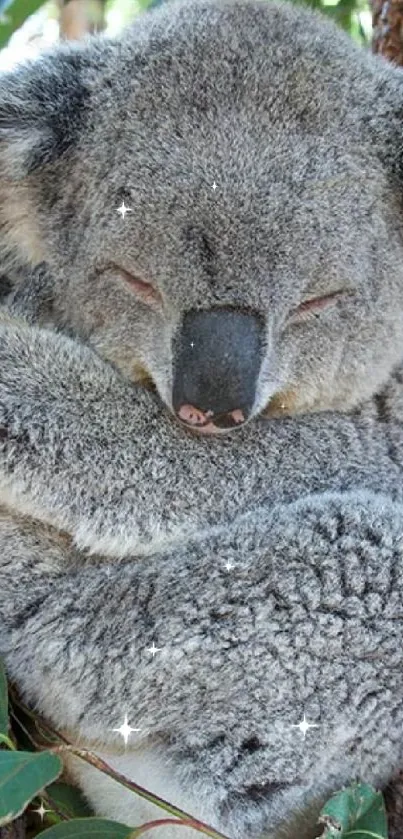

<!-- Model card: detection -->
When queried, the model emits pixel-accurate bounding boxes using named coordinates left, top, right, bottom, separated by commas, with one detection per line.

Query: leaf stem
left=9, top=689, right=231, bottom=839
left=127, top=818, right=222, bottom=837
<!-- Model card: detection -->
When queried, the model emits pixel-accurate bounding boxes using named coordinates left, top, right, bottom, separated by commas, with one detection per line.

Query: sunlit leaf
left=319, top=782, right=388, bottom=838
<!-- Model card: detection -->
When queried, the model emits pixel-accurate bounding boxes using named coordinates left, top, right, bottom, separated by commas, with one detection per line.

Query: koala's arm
left=0, top=312, right=191, bottom=556
left=0, top=311, right=398, bottom=558
left=0, top=311, right=286, bottom=558
left=2, top=488, right=403, bottom=839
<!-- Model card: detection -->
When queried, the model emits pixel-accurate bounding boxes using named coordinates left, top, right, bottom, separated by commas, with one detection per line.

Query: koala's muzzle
left=172, top=308, right=264, bottom=433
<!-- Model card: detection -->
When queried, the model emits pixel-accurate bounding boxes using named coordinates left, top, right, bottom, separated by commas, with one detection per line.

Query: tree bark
left=57, top=0, right=106, bottom=40
left=371, top=0, right=403, bottom=65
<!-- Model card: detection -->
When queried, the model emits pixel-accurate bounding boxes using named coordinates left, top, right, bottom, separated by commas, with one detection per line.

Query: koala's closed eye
left=108, top=264, right=163, bottom=307
left=288, top=289, right=350, bottom=325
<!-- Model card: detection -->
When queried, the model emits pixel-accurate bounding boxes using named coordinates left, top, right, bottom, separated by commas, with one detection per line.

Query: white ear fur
left=0, top=48, right=90, bottom=267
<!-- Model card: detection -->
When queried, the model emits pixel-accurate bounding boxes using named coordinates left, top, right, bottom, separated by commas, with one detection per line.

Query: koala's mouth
left=176, top=404, right=247, bottom=435
left=132, top=368, right=247, bottom=435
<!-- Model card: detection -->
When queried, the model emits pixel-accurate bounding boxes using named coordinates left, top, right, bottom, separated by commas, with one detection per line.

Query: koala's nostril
left=177, top=403, right=245, bottom=431
left=217, top=408, right=245, bottom=427
left=177, top=404, right=210, bottom=426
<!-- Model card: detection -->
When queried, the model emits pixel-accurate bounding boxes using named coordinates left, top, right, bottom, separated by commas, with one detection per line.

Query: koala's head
left=2, top=0, right=403, bottom=435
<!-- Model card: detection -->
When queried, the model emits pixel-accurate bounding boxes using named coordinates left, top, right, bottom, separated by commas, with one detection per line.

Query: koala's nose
left=172, top=307, right=264, bottom=433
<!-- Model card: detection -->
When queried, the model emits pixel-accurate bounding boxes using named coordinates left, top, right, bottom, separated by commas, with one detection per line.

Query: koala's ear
left=0, top=42, right=108, bottom=178
left=365, top=65, right=403, bottom=183
left=0, top=40, right=114, bottom=269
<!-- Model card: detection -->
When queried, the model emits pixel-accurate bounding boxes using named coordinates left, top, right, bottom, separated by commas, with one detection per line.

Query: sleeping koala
left=1, top=0, right=403, bottom=838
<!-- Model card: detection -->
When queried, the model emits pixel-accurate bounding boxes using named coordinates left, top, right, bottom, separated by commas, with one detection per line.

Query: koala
left=1, top=0, right=403, bottom=837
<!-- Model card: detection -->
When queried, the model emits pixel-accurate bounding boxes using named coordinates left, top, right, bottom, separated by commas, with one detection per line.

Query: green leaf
left=0, top=659, right=8, bottom=737
left=0, top=749, right=62, bottom=825
left=39, top=817, right=134, bottom=837
left=45, top=782, right=94, bottom=820
left=0, top=0, right=47, bottom=50
left=319, top=782, right=388, bottom=838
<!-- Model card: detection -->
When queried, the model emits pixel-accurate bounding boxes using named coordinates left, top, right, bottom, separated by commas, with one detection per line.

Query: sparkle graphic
left=32, top=801, right=51, bottom=822
left=112, top=713, right=141, bottom=746
left=224, top=560, right=234, bottom=571
left=190, top=341, right=195, bottom=348
left=290, top=713, right=319, bottom=740
left=212, top=181, right=218, bottom=191
left=117, top=201, right=133, bottom=219
left=147, top=641, right=162, bottom=657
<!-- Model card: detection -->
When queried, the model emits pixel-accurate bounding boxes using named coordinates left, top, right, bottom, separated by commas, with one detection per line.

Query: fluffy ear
left=0, top=40, right=111, bottom=176
left=0, top=40, right=109, bottom=266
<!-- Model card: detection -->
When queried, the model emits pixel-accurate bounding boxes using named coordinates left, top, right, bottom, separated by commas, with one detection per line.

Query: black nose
left=172, top=307, right=264, bottom=430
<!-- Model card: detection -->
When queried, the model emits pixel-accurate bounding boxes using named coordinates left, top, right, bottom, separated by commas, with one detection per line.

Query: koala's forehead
left=68, top=0, right=381, bottom=215
left=28, top=0, right=370, bottom=169
left=79, top=110, right=372, bottom=283
left=68, top=2, right=376, bottom=218
left=92, top=1, right=362, bottom=133
left=4, top=0, right=381, bottom=184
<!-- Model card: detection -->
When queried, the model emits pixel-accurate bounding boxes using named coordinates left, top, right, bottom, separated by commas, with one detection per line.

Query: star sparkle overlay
left=117, top=201, right=133, bottom=219
left=32, top=801, right=52, bottom=822
left=147, top=641, right=162, bottom=657
left=290, top=714, right=320, bottom=740
left=112, top=713, right=141, bottom=746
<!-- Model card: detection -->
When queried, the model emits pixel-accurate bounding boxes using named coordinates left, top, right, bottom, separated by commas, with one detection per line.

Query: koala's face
left=2, top=0, right=403, bottom=434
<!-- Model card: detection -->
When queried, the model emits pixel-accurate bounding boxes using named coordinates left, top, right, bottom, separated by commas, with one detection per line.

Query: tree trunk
left=371, top=0, right=403, bottom=65
left=57, top=0, right=106, bottom=40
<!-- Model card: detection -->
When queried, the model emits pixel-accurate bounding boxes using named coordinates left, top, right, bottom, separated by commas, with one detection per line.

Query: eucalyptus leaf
left=45, top=782, right=94, bottom=820
left=39, top=817, right=134, bottom=837
left=319, top=782, right=388, bottom=838
left=0, top=750, right=62, bottom=825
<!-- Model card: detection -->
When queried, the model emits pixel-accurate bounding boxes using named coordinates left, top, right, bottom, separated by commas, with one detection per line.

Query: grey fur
left=1, top=311, right=403, bottom=838
left=1, top=1, right=403, bottom=837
